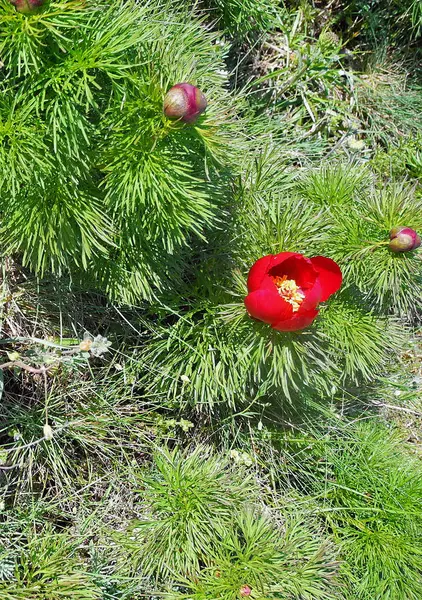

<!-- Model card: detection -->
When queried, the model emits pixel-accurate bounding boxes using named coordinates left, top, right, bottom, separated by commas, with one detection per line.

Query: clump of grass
left=241, top=8, right=353, bottom=143
left=121, top=445, right=254, bottom=578
left=0, top=362, right=155, bottom=500
left=0, top=528, right=101, bottom=600
left=116, top=444, right=341, bottom=597
left=169, top=510, right=339, bottom=600
left=354, top=68, right=422, bottom=146
left=295, top=420, right=422, bottom=600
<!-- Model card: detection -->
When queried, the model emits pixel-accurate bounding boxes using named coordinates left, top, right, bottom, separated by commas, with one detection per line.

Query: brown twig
left=0, top=345, right=82, bottom=375
left=372, top=401, right=422, bottom=417
left=0, top=361, right=50, bottom=374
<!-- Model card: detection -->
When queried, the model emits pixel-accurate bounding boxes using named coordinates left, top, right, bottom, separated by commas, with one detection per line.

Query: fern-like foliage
left=318, top=294, right=403, bottom=382
left=138, top=299, right=338, bottom=410
left=119, top=445, right=340, bottom=597
left=135, top=151, right=410, bottom=410
left=309, top=421, right=422, bottom=600
left=122, top=445, right=253, bottom=577
left=0, top=530, right=101, bottom=599
left=320, top=179, right=422, bottom=316
left=0, top=0, right=246, bottom=302
left=168, top=510, right=339, bottom=600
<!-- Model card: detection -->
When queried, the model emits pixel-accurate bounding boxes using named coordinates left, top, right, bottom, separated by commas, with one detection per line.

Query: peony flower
left=389, top=227, right=421, bottom=253
left=163, top=83, right=207, bottom=123
left=11, top=0, right=46, bottom=14
left=239, top=585, right=252, bottom=597
left=244, top=252, right=342, bottom=332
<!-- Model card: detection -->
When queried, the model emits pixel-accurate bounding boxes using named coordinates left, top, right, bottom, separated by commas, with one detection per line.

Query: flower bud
left=43, top=423, right=54, bottom=441
left=239, top=585, right=252, bottom=597
left=11, top=0, right=47, bottom=14
left=318, top=30, right=340, bottom=52
left=389, top=227, right=421, bottom=253
left=163, top=83, right=207, bottom=123
left=79, top=339, right=93, bottom=352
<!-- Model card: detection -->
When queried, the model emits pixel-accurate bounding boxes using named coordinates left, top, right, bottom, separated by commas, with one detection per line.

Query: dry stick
left=0, top=345, right=81, bottom=374
left=371, top=401, right=422, bottom=417
left=0, top=361, right=49, bottom=374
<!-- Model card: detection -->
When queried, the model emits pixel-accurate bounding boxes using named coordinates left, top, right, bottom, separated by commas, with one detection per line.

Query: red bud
left=389, top=227, right=421, bottom=253
left=239, top=585, right=252, bottom=597
left=164, top=83, right=207, bottom=123
left=11, top=0, right=46, bottom=14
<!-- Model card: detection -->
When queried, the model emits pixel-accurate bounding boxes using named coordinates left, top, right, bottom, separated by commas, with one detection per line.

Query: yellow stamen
left=272, top=275, right=305, bottom=312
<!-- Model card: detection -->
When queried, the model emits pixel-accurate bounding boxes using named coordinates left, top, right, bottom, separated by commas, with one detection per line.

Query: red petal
left=269, top=252, right=302, bottom=269
left=269, top=254, right=317, bottom=290
left=272, top=309, right=319, bottom=332
left=247, top=255, right=273, bottom=292
left=245, top=289, right=293, bottom=325
left=310, top=256, right=342, bottom=302
left=247, top=253, right=298, bottom=292
left=299, top=279, right=322, bottom=312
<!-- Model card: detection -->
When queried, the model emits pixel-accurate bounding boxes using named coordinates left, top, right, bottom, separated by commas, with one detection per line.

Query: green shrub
left=283, top=421, right=422, bottom=600
left=169, top=511, right=339, bottom=600
left=119, top=445, right=340, bottom=597
left=0, top=530, right=101, bottom=599
left=136, top=154, right=411, bottom=410
left=121, top=445, right=254, bottom=577
left=0, top=0, right=245, bottom=303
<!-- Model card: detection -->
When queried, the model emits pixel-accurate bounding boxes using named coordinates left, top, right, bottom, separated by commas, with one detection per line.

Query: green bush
left=121, top=445, right=254, bottom=577
left=0, top=0, right=245, bottom=303
left=119, top=445, right=340, bottom=597
left=312, top=422, right=422, bottom=599
left=0, top=530, right=101, bottom=599
left=136, top=154, right=412, bottom=410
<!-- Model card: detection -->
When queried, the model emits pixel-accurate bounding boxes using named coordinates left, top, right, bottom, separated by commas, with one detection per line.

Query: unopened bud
left=43, top=423, right=54, bottom=441
left=240, top=585, right=252, bottom=597
left=79, top=339, right=93, bottom=352
left=318, top=30, right=340, bottom=50
left=389, top=227, right=421, bottom=253
left=11, top=0, right=47, bottom=14
left=164, top=83, right=207, bottom=123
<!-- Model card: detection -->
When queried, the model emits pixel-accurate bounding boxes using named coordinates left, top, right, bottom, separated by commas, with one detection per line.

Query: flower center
left=272, top=275, right=305, bottom=312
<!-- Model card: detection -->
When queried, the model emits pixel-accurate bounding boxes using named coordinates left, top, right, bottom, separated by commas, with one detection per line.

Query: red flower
left=244, top=252, right=342, bottom=332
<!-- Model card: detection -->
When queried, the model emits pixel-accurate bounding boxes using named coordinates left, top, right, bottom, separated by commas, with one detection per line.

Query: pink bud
left=389, top=227, right=421, bottom=253
left=163, top=83, right=207, bottom=123
left=11, top=0, right=46, bottom=14
left=239, top=585, right=252, bottom=597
